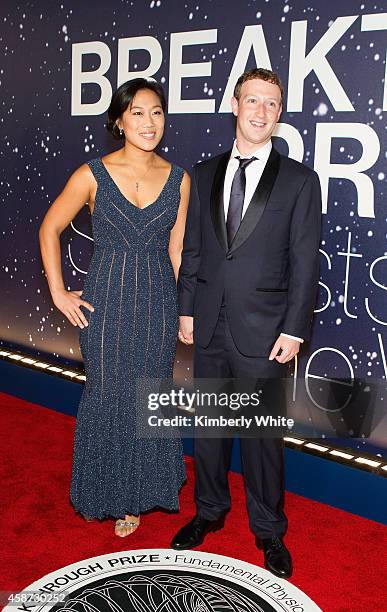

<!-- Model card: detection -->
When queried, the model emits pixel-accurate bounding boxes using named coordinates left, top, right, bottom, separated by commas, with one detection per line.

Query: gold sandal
left=114, top=516, right=140, bottom=537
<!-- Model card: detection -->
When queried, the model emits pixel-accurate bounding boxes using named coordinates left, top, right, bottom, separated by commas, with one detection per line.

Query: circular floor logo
left=4, top=549, right=321, bottom=612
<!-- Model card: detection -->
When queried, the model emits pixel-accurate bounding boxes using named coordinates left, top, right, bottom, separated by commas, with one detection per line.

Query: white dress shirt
left=223, top=139, right=303, bottom=344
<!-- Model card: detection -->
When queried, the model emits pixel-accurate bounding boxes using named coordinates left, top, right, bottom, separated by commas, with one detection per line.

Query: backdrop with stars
left=0, top=0, right=386, bottom=454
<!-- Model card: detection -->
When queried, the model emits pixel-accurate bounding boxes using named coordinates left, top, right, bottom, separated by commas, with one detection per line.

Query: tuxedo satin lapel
left=210, top=151, right=230, bottom=252
left=229, top=148, right=281, bottom=254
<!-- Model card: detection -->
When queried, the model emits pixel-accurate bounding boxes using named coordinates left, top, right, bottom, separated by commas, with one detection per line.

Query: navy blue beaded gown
left=70, top=158, right=186, bottom=519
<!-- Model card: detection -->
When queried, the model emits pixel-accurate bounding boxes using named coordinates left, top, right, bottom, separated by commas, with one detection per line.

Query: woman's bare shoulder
left=63, top=163, right=95, bottom=194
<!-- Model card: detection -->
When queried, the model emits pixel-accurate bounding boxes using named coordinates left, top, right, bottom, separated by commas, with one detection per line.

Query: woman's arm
left=39, top=163, right=96, bottom=328
left=168, top=170, right=190, bottom=281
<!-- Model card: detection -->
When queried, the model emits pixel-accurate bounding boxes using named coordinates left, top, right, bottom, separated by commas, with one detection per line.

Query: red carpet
left=1, top=391, right=386, bottom=612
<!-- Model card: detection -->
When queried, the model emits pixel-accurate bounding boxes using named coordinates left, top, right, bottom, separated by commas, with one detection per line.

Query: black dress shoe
left=171, top=515, right=224, bottom=550
left=262, top=536, right=293, bottom=578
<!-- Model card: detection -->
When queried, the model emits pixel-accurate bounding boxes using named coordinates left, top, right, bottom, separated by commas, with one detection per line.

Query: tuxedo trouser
left=193, top=304, right=288, bottom=539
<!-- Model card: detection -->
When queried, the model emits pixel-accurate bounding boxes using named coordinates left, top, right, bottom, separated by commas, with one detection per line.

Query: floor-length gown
left=70, top=158, right=186, bottom=519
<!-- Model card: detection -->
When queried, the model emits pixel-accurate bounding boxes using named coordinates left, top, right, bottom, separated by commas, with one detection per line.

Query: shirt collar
left=230, top=139, right=272, bottom=164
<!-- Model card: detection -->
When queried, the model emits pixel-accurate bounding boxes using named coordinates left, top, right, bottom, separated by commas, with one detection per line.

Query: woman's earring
left=119, top=128, right=124, bottom=137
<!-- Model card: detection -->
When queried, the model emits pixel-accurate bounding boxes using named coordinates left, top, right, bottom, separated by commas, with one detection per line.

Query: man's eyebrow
left=248, top=94, right=278, bottom=98
left=244, top=95, right=280, bottom=101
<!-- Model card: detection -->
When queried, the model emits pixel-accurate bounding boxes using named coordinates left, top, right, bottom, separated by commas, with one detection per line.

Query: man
left=172, top=68, right=321, bottom=578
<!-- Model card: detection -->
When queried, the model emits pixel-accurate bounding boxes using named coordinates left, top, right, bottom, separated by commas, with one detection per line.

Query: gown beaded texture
left=70, top=158, right=186, bottom=519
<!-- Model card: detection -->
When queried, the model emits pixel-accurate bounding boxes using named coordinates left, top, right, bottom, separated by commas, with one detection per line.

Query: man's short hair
left=233, top=68, right=284, bottom=102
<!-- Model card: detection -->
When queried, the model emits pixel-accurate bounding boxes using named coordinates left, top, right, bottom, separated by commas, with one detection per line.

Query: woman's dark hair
left=106, top=78, right=167, bottom=140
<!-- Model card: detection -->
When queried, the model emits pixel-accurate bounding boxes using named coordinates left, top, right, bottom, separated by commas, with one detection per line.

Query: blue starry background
left=0, top=0, right=386, bottom=454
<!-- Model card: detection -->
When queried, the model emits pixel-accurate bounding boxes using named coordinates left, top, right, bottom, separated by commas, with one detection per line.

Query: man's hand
left=269, top=335, right=300, bottom=363
left=178, top=316, right=194, bottom=345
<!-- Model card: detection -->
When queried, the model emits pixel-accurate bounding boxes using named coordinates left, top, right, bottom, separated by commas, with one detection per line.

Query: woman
left=39, top=78, right=190, bottom=537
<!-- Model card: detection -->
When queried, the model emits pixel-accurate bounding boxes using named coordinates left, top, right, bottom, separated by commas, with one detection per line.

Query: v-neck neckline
left=99, top=158, right=174, bottom=211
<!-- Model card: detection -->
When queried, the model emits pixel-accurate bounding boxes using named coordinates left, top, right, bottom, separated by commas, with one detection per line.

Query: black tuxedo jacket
left=177, top=146, right=322, bottom=357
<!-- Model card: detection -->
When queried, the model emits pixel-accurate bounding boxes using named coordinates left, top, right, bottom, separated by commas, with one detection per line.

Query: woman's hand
left=178, top=316, right=194, bottom=345
left=52, top=289, right=94, bottom=329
